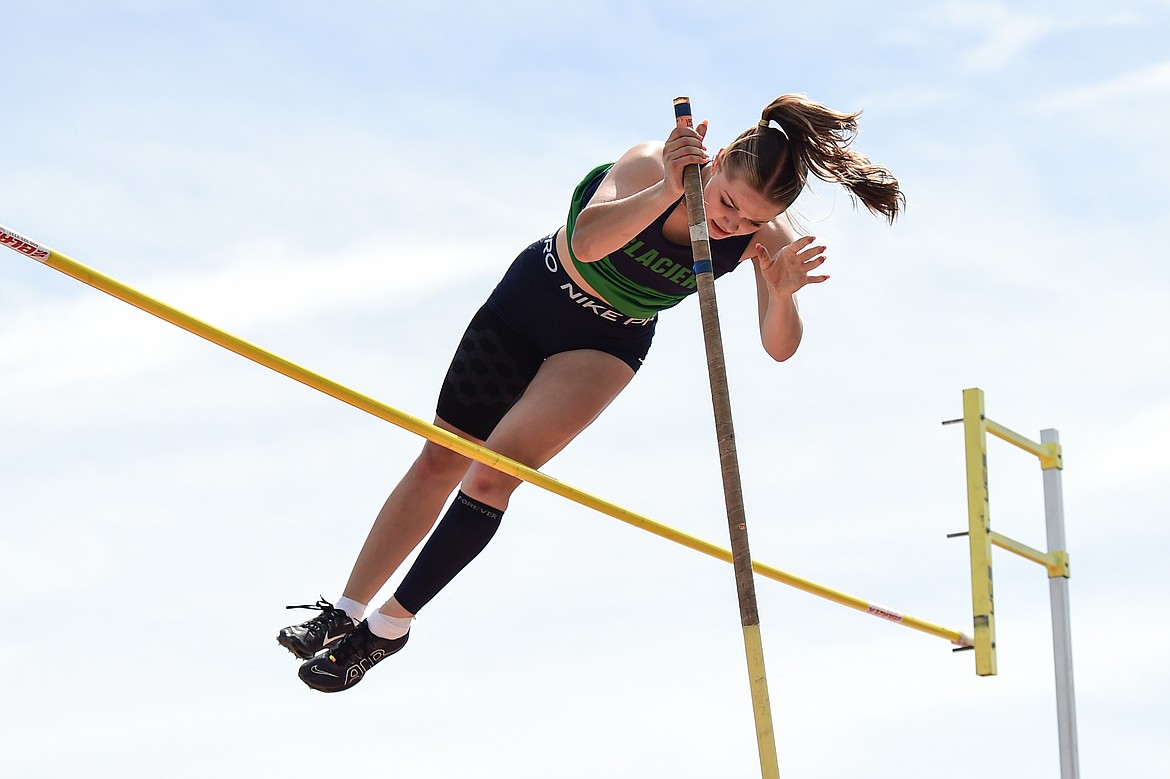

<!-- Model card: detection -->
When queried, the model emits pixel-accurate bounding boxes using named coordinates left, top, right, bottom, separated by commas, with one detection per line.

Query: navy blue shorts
left=435, top=234, right=658, bottom=440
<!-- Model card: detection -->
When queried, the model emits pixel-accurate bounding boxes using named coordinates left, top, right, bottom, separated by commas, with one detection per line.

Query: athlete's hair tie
left=758, top=118, right=790, bottom=139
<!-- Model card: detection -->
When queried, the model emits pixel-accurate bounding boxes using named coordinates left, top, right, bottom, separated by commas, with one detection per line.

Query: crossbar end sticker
left=0, top=225, right=52, bottom=262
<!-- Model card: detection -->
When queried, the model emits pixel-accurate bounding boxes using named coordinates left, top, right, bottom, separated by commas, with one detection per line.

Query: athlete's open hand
left=755, top=235, right=829, bottom=297
left=662, top=120, right=708, bottom=198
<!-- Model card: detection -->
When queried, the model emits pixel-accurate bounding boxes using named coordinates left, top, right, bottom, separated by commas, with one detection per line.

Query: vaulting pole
left=673, top=97, right=780, bottom=779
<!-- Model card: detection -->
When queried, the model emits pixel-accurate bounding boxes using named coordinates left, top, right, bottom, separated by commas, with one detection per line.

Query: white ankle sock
left=367, top=610, right=412, bottom=640
left=335, top=596, right=367, bottom=623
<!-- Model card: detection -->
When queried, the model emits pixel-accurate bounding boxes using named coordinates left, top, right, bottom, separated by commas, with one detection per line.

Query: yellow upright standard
left=962, top=388, right=997, bottom=676
left=956, top=387, right=1078, bottom=776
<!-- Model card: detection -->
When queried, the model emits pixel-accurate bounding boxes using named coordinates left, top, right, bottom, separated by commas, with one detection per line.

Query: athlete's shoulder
left=587, top=141, right=666, bottom=205
left=608, top=141, right=666, bottom=183
left=615, top=140, right=665, bottom=162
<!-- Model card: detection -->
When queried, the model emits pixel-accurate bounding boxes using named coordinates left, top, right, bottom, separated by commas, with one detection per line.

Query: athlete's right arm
left=570, top=122, right=708, bottom=263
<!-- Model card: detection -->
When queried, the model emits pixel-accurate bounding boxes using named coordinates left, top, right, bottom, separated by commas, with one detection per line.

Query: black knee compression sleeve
left=393, top=491, right=504, bottom=614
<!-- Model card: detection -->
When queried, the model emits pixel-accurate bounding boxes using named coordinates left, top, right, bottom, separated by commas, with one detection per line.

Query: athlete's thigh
left=434, top=305, right=545, bottom=442
left=481, top=348, right=635, bottom=470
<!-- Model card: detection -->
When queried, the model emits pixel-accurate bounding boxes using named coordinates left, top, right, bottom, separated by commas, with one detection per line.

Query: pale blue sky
left=3, top=2, right=1168, bottom=777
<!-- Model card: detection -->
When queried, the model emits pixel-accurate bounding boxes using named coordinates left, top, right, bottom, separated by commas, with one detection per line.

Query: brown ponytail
left=722, top=94, right=906, bottom=223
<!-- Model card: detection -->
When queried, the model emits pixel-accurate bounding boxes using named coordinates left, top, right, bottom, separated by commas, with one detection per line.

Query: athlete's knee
left=410, top=441, right=470, bottom=486
left=459, top=462, right=521, bottom=504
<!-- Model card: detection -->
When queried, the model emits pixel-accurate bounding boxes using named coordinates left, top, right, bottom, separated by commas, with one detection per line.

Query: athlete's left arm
left=747, top=219, right=828, bottom=362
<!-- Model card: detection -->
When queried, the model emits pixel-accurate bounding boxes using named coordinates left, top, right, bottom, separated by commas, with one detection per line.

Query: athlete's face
left=703, top=163, right=783, bottom=239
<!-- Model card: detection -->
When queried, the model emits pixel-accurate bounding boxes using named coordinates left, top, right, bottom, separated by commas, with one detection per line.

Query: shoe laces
left=332, top=623, right=397, bottom=665
left=285, top=597, right=350, bottom=637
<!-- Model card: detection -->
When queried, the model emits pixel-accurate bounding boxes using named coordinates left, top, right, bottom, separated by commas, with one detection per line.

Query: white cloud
left=0, top=233, right=502, bottom=406
left=1041, top=59, right=1170, bottom=111
left=146, top=234, right=505, bottom=331
left=938, top=2, right=1057, bottom=71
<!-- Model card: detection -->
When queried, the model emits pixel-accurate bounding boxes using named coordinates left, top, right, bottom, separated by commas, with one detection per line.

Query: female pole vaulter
left=279, top=94, right=905, bottom=693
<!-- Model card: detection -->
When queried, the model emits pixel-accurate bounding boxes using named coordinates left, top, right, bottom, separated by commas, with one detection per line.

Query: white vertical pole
left=1042, top=428, right=1080, bottom=779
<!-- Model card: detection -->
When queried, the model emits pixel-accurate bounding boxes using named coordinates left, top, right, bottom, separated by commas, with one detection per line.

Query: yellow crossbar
left=2, top=224, right=972, bottom=649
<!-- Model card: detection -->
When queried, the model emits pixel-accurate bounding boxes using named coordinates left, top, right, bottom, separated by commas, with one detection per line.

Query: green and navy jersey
left=564, top=163, right=752, bottom=318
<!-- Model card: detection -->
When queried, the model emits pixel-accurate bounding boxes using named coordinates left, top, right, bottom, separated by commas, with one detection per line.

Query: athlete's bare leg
left=340, top=418, right=479, bottom=605
left=378, top=348, right=635, bottom=618
left=460, top=349, right=634, bottom=509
